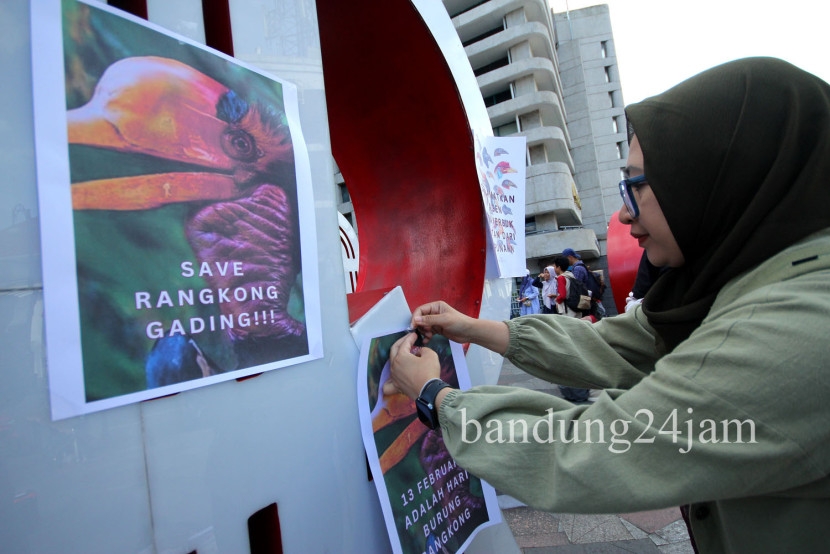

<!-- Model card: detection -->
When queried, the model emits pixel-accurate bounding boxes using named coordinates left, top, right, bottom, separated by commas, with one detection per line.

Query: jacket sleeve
left=555, top=275, right=567, bottom=304
left=439, top=274, right=830, bottom=514
left=504, top=309, right=659, bottom=389
left=572, top=263, right=589, bottom=283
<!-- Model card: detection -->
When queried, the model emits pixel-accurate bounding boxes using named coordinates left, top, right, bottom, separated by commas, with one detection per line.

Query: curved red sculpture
left=317, top=0, right=487, bottom=323
left=606, top=210, right=642, bottom=314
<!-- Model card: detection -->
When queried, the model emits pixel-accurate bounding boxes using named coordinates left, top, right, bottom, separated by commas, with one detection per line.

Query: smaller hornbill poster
left=358, top=330, right=500, bottom=554
left=475, top=135, right=527, bottom=278
left=31, top=0, right=322, bottom=420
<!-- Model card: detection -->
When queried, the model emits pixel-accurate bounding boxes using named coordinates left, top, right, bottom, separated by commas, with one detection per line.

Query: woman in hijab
left=538, top=265, right=558, bottom=314
left=386, top=58, right=830, bottom=552
left=517, top=269, right=540, bottom=315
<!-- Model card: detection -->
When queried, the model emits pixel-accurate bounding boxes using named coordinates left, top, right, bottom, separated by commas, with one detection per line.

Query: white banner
left=474, top=135, right=527, bottom=278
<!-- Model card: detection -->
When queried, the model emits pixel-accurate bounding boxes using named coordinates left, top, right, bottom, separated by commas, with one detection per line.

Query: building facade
left=442, top=0, right=627, bottom=311
left=554, top=5, right=629, bottom=265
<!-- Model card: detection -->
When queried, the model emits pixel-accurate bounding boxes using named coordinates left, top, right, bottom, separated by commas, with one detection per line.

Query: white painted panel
left=1, top=1, right=155, bottom=552
left=0, top=288, right=154, bottom=552
left=0, top=0, right=42, bottom=290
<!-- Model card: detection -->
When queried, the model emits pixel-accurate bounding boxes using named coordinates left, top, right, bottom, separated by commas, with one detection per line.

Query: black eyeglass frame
left=619, top=174, right=647, bottom=219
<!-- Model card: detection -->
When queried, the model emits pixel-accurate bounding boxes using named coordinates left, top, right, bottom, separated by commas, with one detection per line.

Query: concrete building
left=444, top=0, right=599, bottom=266
left=441, top=0, right=627, bottom=311
left=554, top=4, right=629, bottom=267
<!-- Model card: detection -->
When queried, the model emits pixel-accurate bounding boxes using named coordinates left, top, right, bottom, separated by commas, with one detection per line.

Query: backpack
left=575, top=261, right=606, bottom=300
left=564, top=275, right=592, bottom=313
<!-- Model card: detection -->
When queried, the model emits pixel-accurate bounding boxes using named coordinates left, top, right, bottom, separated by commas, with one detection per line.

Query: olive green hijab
left=625, top=57, right=830, bottom=353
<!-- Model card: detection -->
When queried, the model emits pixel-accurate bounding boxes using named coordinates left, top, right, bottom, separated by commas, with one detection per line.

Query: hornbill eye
left=221, top=128, right=259, bottom=162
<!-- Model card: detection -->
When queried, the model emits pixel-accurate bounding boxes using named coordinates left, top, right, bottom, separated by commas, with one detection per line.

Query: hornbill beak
left=67, top=56, right=293, bottom=210
left=372, top=387, right=428, bottom=474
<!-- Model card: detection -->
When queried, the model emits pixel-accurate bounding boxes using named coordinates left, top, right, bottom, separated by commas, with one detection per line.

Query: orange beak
left=67, top=56, right=291, bottom=210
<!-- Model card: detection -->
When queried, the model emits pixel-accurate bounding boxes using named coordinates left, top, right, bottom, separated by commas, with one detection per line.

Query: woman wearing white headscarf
left=534, top=266, right=557, bottom=314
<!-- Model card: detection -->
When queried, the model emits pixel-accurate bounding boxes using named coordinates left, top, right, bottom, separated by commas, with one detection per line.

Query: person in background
left=552, top=256, right=581, bottom=318
left=386, top=58, right=830, bottom=552
left=562, top=248, right=588, bottom=286
left=517, top=269, right=540, bottom=316
left=532, top=266, right=557, bottom=314
left=552, top=256, right=592, bottom=402
left=563, top=247, right=606, bottom=320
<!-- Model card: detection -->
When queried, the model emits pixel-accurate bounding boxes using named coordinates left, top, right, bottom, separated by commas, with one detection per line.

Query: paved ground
left=495, top=358, right=694, bottom=553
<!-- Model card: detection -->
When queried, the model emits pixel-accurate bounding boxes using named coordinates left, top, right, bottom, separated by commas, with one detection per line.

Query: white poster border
left=357, top=328, right=501, bottom=554
left=31, top=0, right=323, bottom=420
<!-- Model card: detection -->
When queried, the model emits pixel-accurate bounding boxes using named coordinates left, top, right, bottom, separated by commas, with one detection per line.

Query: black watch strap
left=416, top=379, right=452, bottom=429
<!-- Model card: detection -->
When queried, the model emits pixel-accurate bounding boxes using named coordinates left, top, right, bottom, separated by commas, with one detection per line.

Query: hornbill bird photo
left=66, top=56, right=307, bottom=392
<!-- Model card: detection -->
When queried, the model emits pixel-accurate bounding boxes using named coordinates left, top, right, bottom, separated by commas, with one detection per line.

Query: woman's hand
left=384, top=331, right=440, bottom=400
left=410, top=301, right=477, bottom=345
left=409, top=300, right=510, bottom=355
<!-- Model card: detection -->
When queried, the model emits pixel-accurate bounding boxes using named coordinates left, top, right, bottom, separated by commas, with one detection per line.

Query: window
left=338, top=183, right=350, bottom=204
left=519, top=111, right=542, bottom=131
left=604, top=65, right=613, bottom=83
left=473, top=56, right=509, bottom=77
left=613, top=115, right=625, bottom=134
left=612, top=117, right=619, bottom=134
left=462, top=23, right=504, bottom=47
left=448, top=0, right=489, bottom=18
left=525, top=216, right=537, bottom=234
left=483, top=87, right=512, bottom=107
left=608, top=91, right=616, bottom=108
left=494, top=121, right=518, bottom=136
left=528, top=144, right=547, bottom=165
left=616, top=142, right=624, bottom=159
left=600, top=41, right=608, bottom=58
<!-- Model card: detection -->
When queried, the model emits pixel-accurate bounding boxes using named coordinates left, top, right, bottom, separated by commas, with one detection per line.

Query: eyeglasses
left=619, top=174, right=648, bottom=219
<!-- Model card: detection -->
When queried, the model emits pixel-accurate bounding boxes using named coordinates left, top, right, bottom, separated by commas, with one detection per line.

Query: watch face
left=416, top=397, right=436, bottom=429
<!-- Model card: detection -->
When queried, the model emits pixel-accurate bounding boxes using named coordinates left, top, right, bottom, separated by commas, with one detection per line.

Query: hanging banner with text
left=474, top=135, right=527, bottom=278
left=358, top=330, right=501, bottom=554
left=31, top=0, right=322, bottom=419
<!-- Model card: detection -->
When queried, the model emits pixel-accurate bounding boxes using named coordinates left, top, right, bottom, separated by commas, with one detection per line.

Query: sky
left=550, top=0, right=830, bottom=104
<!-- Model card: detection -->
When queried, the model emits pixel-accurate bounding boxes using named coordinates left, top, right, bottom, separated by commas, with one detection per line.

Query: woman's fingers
left=390, top=330, right=418, bottom=360
left=389, top=332, right=441, bottom=399
left=382, top=379, right=400, bottom=395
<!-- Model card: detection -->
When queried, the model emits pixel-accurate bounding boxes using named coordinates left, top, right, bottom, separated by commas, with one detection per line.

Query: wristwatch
left=416, top=379, right=452, bottom=430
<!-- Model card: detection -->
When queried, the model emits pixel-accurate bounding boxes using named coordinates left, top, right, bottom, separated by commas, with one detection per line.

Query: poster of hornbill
left=358, top=331, right=500, bottom=554
left=31, top=0, right=322, bottom=419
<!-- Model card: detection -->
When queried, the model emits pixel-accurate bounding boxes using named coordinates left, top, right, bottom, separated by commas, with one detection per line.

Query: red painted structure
left=606, top=210, right=642, bottom=314
left=317, top=0, right=487, bottom=323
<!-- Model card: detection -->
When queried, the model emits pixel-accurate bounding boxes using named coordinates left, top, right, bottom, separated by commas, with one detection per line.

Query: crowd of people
left=517, top=248, right=604, bottom=321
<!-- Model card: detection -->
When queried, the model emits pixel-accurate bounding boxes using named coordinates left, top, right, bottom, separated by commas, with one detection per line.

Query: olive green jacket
left=439, top=229, right=830, bottom=553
